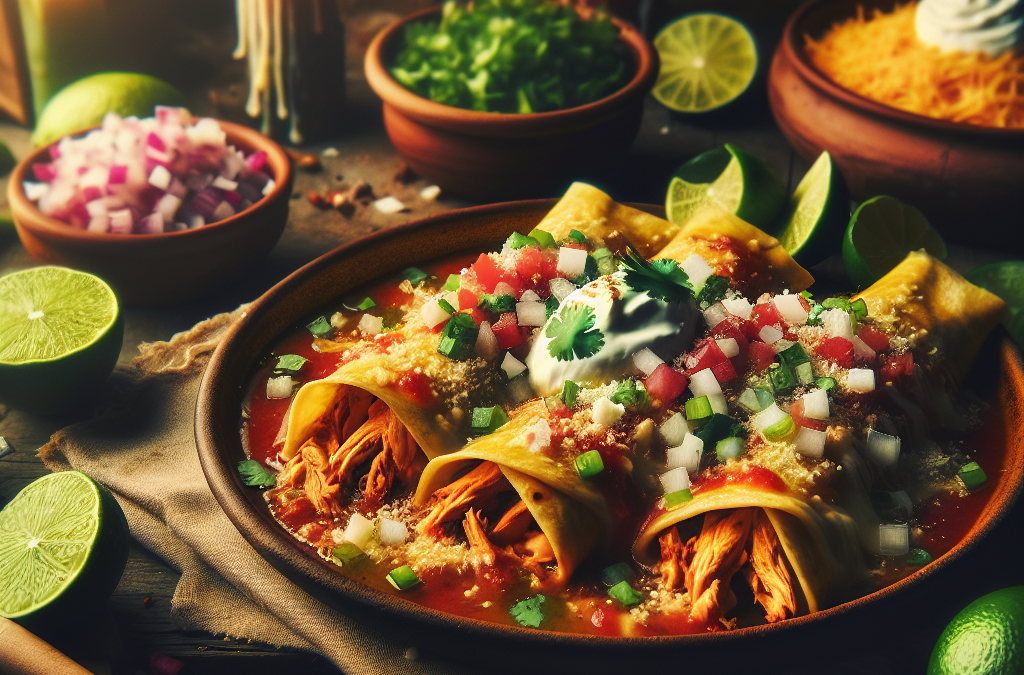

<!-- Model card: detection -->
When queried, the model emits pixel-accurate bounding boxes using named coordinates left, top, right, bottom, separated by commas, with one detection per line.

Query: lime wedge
left=0, top=471, right=129, bottom=628
left=652, top=13, right=758, bottom=113
left=666, top=143, right=786, bottom=229
left=966, top=261, right=1024, bottom=346
left=0, top=267, right=123, bottom=415
left=842, top=196, right=948, bottom=289
left=775, top=151, right=850, bottom=266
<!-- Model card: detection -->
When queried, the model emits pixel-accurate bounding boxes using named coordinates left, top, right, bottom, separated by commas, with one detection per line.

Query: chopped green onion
left=695, top=413, right=743, bottom=446
left=762, top=415, right=796, bottom=442
left=306, top=316, right=332, bottom=337
left=806, top=304, right=826, bottom=326
left=274, top=354, right=307, bottom=373
left=601, top=563, right=635, bottom=587
left=560, top=380, right=579, bottom=408
left=592, top=247, right=617, bottom=275
left=607, top=580, right=643, bottom=607
left=778, top=343, right=810, bottom=366
left=958, top=461, right=987, bottom=491
left=795, top=361, right=814, bottom=385
left=471, top=405, right=510, bottom=436
left=402, top=267, right=430, bottom=287
left=343, top=296, right=378, bottom=312
left=816, top=376, right=837, bottom=391
left=664, top=488, right=693, bottom=510
left=755, top=388, right=775, bottom=410
left=436, top=298, right=457, bottom=315
left=716, top=436, right=745, bottom=462
left=510, top=595, right=546, bottom=628
left=907, top=548, right=933, bottom=566
left=443, top=274, right=461, bottom=291
left=609, top=379, right=651, bottom=411
left=566, top=229, right=587, bottom=244
left=850, top=298, right=868, bottom=319
left=387, top=565, right=421, bottom=590
left=768, top=362, right=797, bottom=393
left=737, top=388, right=763, bottom=413
left=800, top=290, right=814, bottom=302
left=575, top=449, right=605, bottom=478
left=506, top=231, right=540, bottom=249
left=822, top=297, right=851, bottom=311
left=479, top=293, right=516, bottom=313
left=528, top=228, right=556, bottom=248
left=685, top=395, right=713, bottom=425
left=438, top=313, right=478, bottom=360
left=330, top=542, right=366, bottom=567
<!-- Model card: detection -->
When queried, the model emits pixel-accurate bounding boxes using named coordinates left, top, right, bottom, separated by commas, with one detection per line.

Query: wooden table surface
left=2, top=7, right=1023, bottom=674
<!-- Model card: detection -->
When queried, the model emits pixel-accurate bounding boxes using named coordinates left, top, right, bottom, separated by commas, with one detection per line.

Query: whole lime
left=928, top=586, right=1024, bottom=675
left=31, top=72, right=186, bottom=148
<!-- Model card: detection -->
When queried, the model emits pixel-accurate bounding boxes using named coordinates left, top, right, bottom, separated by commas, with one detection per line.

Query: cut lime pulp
left=775, top=151, right=850, bottom=266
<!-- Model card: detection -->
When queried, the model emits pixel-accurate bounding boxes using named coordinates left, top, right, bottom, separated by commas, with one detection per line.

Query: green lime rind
left=928, top=586, right=1024, bottom=675
left=0, top=471, right=130, bottom=629
left=966, top=261, right=1024, bottom=347
left=665, top=143, right=786, bottom=229
left=652, top=12, right=758, bottom=114
left=30, top=72, right=186, bottom=148
left=0, top=267, right=123, bottom=415
left=775, top=151, right=850, bottom=266
left=842, top=195, right=947, bottom=290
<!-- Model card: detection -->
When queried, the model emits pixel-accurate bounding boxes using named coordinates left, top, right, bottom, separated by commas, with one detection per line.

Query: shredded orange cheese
left=805, top=2, right=1024, bottom=128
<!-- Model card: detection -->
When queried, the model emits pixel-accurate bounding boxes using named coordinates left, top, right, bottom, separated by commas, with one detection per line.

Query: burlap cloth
left=38, top=307, right=482, bottom=675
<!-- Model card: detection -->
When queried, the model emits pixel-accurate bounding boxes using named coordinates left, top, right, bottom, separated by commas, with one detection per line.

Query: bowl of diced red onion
left=7, top=107, right=293, bottom=306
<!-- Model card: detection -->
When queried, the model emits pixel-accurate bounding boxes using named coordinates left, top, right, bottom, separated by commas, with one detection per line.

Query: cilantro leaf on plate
left=621, top=247, right=694, bottom=303
left=546, top=303, right=604, bottom=361
left=238, top=460, right=276, bottom=488
left=510, top=594, right=546, bottom=628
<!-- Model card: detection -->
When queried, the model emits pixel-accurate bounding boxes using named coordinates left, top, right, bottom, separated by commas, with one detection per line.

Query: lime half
left=666, top=143, right=786, bottom=229
left=775, top=151, right=850, bottom=266
left=842, top=195, right=947, bottom=289
left=966, top=262, right=1024, bottom=346
left=0, top=471, right=130, bottom=628
left=0, top=267, right=123, bottom=415
left=652, top=13, right=758, bottom=113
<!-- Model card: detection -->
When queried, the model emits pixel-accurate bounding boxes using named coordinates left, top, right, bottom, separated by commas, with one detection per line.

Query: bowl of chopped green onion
left=365, top=0, right=657, bottom=200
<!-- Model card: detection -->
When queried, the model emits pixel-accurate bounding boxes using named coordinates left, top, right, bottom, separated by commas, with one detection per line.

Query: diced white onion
left=212, top=175, right=239, bottom=191
left=357, top=314, right=383, bottom=336
left=702, top=302, right=728, bottom=328
left=262, top=178, right=276, bottom=196
left=759, top=325, right=785, bottom=344
left=592, top=396, right=625, bottom=427
left=147, top=165, right=172, bottom=190
left=879, top=523, right=910, bottom=556
left=507, top=374, right=534, bottom=406
left=633, top=348, right=664, bottom=376
left=680, top=254, right=713, bottom=291
left=688, top=368, right=722, bottom=397
left=493, top=282, right=516, bottom=297
left=420, top=298, right=452, bottom=329
left=373, top=196, right=406, bottom=214
left=715, top=338, right=739, bottom=358
left=442, top=290, right=461, bottom=311
left=822, top=308, right=854, bottom=340
left=266, top=375, right=293, bottom=399
left=23, top=181, right=50, bottom=201
left=773, top=294, right=808, bottom=325
left=659, top=412, right=688, bottom=446
left=660, top=467, right=691, bottom=495
left=794, top=426, right=827, bottom=458
left=846, top=368, right=875, bottom=393
left=667, top=435, right=703, bottom=474
left=549, top=277, right=576, bottom=303
left=524, top=417, right=551, bottom=453
left=851, top=335, right=876, bottom=360
left=751, top=403, right=789, bottom=434
left=707, top=393, right=729, bottom=416
left=420, top=185, right=441, bottom=201
left=343, top=513, right=376, bottom=550
left=519, top=289, right=541, bottom=303
left=211, top=200, right=235, bottom=221
left=516, top=300, right=546, bottom=327
left=378, top=518, right=408, bottom=546
left=802, top=389, right=830, bottom=420
left=557, top=246, right=589, bottom=278
left=156, top=193, right=182, bottom=223
left=722, top=297, right=753, bottom=320
left=865, top=428, right=901, bottom=467
left=772, top=339, right=794, bottom=354
left=474, top=321, right=500, bottom=360
left=501, top=352, right=527, bottom=379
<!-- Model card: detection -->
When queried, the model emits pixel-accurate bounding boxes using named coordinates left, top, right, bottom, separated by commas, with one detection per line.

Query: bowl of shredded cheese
left=768, top=0, right=1024, bottom=249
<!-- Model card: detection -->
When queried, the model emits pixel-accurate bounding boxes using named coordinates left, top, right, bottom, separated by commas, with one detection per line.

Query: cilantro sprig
left=546, top=303, right=604, bottom=361
left=620, top=247, right=694, bottom=303
left=238, top=460, right=276, bottom=488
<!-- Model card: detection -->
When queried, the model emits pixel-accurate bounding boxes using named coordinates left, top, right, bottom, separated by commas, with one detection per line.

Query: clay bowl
left=196, top=201, right=1024, bottom=674
left=364, top=7, right=658, bottom=201
left=768, top=0, right=1024, bottom=250
left=6, top=120, right=294, bottom=306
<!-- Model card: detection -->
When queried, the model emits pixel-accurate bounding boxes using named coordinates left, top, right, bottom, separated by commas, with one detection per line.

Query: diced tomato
left=465, top=307, right=488, bottom=326
left=711, top=359, right=738, bottom=383
left=515, top=246, right=544, bottom=283
left=397, top=369, right=434, bottom=407
left=880, top=352, right=914, bottom=385
left=711, top=320, right=749, bottom=372
left=471, top=253, right=502, bottom=293
left=749, top=341, right=776, bottom=373
left=492, top=312, right=523, bottom=349
left=858, top=325, right=891, bottom=353
left=560, top=240, right=588, bottom=251
left=541, top=249, right=561, bottom=280
left=458, top=287, right=479, bottom=312
left=685, top=338, right=728, bottom=373
left=790, top=399, right=826, bottom=432
left=751, top=301, right=785, bottom=329
left=816, top=337, right=855, bottom=368
left=735, top=318, right=762, bottom=342
left=645, top=364, right=688, bottom=402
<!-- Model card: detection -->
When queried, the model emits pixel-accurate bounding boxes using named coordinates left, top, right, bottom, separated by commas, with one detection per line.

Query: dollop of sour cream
left=526, top=273, right=699, bottom=397
left=915, top=0, right=1024, bottom=56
